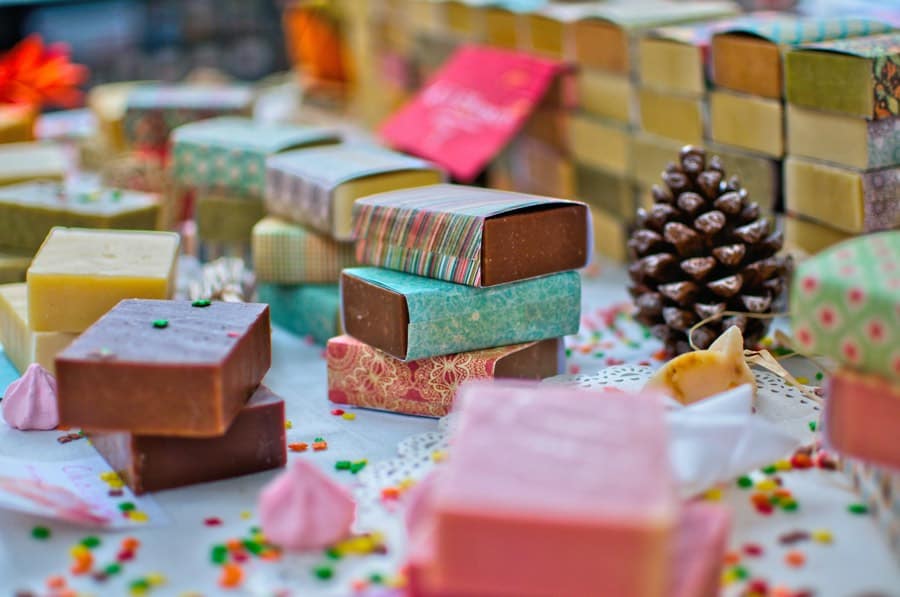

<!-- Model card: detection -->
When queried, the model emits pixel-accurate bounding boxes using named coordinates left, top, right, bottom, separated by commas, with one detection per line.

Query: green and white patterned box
left=257, top=283, right=341, bottom=346
left=172, top=117, right=339, bottom=198
left=791, top=231, right=900, bottom=380
left=252, top=217, right=357, bottom=284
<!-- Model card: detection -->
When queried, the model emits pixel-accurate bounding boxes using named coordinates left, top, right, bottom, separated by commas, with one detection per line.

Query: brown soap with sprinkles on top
left=89, top=385, right=286, bottom=494
left=56, top=299, right=271, bottom=437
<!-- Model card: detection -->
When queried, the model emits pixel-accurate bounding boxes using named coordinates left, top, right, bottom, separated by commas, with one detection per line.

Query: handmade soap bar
left=574, top=165, right=635, bottom=222
left=0, top=182, right=160, bottom=252
left=826, top=368, right=900, bottom=469
left=0, top=142, right=66, bottom=186
left=785, top=33, right=900, bottom=119
left=484, top=6, right=519, bottom=49
left=785, top=157, right=899, bottom=234
left=123, top=84, right=255, bottom=150
left=711, top=16, right=893, bottom=99
left=709, top=90, right=783, bottom=157
left=784, top=214, right=853, bottom=255
left=87, top=81, right=153, bottom=152
left=498, top=134, right=575, bottom=198
left=89, top=385, right=285, bottom=494
left=196, top=194, right=265, bottom=243
left=327, top=336, right=564, bottom=417
left=27, top=228, right=180, bottom=333
left=56, top=299, right=271, bottom=436
left=590, top=206, right=629, bottom=263
left=786, top=106, right=900, bottom=170
left=353, top=184, right=590, bottom=287
left=172, top=116, right=339, bottom=198
left=639, top=88, right=705, bottom=145
left=265, top=145, right=443, bottom=240
left=791, top=231, right=899, bottom=380
left=426, top=381, right=675, bottom=596
left=341, top=267, right=580, bottom=361
left=568, top=113, right=631, bottom=175
left=252, top=217, right=357, bottom=284
left=0, top=284, right=76, bottom=375
left=0, top=105, right=36, bottom=144
left=0, top=250, right=31, bottom=284
left=577, top=68, right=635, bottom=123
left=256, top=283, right=340, bottom=346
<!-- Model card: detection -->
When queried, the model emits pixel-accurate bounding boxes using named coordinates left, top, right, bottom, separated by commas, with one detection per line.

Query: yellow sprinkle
left=342, top=412, right=356, bottom=421
left=721, top=569, right=739, bottom=585
left=285, top=420, right=293, bottom=430
left=774, top=460, right=792, bottom=471
left=762, top=337, right=773, bottom=346
left=240, top=511, right=251, bottom=520
left=703, top=487, right=723, bottom=501
left=130, top=588, right=148, bottom=596
left=70, top=544, right=90, bottom=558
left=252, top=532, right=267, bottom=544
left=128, top=510, right=149, bottom=523
left=431, top=450, right=447, bottom=463
left=755, top=479, right=778, bottom=492
left=107, top=479, right=124, bottom=489
left=147, top=573, right=167, bottom=586
left=796, top=376, right=809, bottom=385
left=398, top=477, right=416, bottom=490
left=100, top=471, right=121, bottom=482
left=812, top=529, right=833, bottom=544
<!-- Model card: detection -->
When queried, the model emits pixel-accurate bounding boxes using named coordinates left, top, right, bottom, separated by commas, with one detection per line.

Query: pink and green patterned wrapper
left=252, top=217, right=357, bottom=284
left=352, top=184, right=591, bottom=287
left=791, top=231, right=900, bottom=380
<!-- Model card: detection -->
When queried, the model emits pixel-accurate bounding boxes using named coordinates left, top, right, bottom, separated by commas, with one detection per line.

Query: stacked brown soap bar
left=56, top=299, right=286, bottom=494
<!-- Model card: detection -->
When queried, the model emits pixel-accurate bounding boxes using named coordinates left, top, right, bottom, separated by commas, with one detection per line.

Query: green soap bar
left=256, top=283, right=341, bottom=346
left=0, top=182, right=160, bottom=251
left=196, top=194, right=265, bottom=243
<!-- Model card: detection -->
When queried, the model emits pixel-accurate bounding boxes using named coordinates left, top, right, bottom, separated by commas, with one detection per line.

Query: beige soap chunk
left=645, top=326, right=756, bottom=405
left=0, top=142, right=67, bottom=186
left=27, top=227, right=180, bottom=332
left=0, top=283, right=76, bottom=375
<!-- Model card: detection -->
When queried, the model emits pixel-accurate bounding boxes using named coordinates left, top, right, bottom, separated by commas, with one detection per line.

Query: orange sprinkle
left=351, top=579, right=368, bottom=592
left=381, top=487, right=401, bottom=500
left=121, top=536, right=141, bottom=551
left=751, top=493, right=770, bottom=506
left=219, top=563, right=244, bottom=588
left=313, top=441, right=328, bottom=451
left=58, top=590, right=77, bottom=597
left=774, top=489, right=793, bottom=499
left=46, top=575, right=66, bottom=589
left=771, top=587, right=793, bottom=597
left=785, top=550, right=806, bottom=567
left=288, top=442, right=308, bottom=452
left=260, top=549, right=282, bottom=561
left=226, top=539, right=244, bottom=552
left=70, top=561, right=91, bottom=575
left=652, top=349, right=668, bottom=361
left=723, top=551, right=741, bottom=566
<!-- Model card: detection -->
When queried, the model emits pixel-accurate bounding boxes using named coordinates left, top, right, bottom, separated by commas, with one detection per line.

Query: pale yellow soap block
left=638, top=88, right=705, bottom=146
left=578, top=69, right=635, bottom=124
left=645, top=326, right=756, bottom=405
left=27, top=227, right=180, bottom=332
left=709, top=90, right=783, bottom=158
left=784, top=214, right=853, bottom=256
left=568, top=113, right=631, bottom=175
left=0, top=283, right=76, bottom=374
left=0, top=142, right=67, bottom=186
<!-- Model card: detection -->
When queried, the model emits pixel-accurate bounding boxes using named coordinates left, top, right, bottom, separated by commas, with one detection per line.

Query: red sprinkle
left=204, top=517, right=223, bottom=526
left=743, top=543, right=764, bottom=557
left=747, top=579, right=768, bottom=593
left=117, top=550, right=135, bottom=562
left=227, top=331, right=240, bottom=338
left=755, top=502, right=775, bottom=515
left=331, top=409, right=345, bottom=416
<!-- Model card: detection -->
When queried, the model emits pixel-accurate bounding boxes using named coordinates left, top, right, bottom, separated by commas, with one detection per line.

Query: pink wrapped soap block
left=408, top=381, right=677, bottom=597
left=826, top=367, right=900, bottom=469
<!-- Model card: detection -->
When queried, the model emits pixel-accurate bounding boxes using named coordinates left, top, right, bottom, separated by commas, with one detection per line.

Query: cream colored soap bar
left=784, top=214, right=853, bottom=256
left=568, top=113, right=631, bottom=175
left=578, top=69, right=635, bottom=124
left=27, top=228, right=180, bottom=332
left=709, top=90, right=783, bottom=157
left=639, top=88, right=705, bottom=145
left=0, top=142, right=67, bottom=186
left=0, top=283, right=76, bottom=374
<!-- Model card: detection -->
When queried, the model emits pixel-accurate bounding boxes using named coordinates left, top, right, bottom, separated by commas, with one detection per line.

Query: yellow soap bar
left=0, top=142, right=67, bottom=186
left=638, top=88, right=705, bottom=146
left=709, top=90, right=783, bottom=158
left=27, top=227, right=180, bottom=332
left=0, top=283, right=76, bottom=374
left=578, top=69, right=634, bottom=124
left=784, top=214, right=853, bottom=256
left=568, top=113, right=631, bottom=175
left=0, top=249, right=32, bottom=284
left=0, top=105, right=36, bottom=144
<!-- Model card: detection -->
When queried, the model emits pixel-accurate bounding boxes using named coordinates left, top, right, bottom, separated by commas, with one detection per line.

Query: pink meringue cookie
left=259, top=458, right=355, bottom=551
left=2, top=363, right=59, bottom=430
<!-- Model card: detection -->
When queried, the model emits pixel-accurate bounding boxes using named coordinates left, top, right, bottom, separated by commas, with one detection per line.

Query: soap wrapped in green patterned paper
left=257, top=283, right=341, bottom=346
left=790, top=231, right=900, bottom=380
left=341, top=266, right=580, bottom=361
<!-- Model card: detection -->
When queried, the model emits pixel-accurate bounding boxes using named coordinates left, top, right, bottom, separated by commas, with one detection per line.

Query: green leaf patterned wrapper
left=251, top=217, right=357, bottom=284
left=257, top=283, right=341, bottom=346
left=790, top=231, right=900, bottom=380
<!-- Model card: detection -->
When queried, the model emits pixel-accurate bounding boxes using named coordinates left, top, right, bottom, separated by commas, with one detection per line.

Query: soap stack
left=256, top=144, right=442, bottom=344
left=783, top=32, right=900, bottom=253
left=171, top=117, right=340, bottom=262
left=791, top=231, right=900, bottom=560
left=326, top=183, right=589, bottom=417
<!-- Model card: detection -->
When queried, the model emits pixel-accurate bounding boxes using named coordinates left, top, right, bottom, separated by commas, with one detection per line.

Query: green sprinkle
left=31, top=526, right=51, bottom=540
left=335, top=461, right=352, bottom=471
left=111, top=189, right=123, bottom=201
left=769, top=495, right=781, bottom=505
left=848, top=503, right=869, bottom=515
left=350, top=461, right=367, bottom=474
left=243, top=539, right=264, bottom=555
left=314, top=565, right=334, bottom=580
left=324, top=547, right=342, bottom=560
left=129, top=578, right=151, bottom=591
left=808, top=421, right=817, bottom=432
left=249, top=526, right=261, bottom=535
left=313, top=437, right=324, bottom=443
left=643, top=329, right=652, bottom=339
left=594, top=352, right=605, bottom=359
left=565, top=348, right=572, bottom=358
left=369, top=573, right=384, bottom=584
left=762, top=465, right=777, bottom=475
left=118, top=502, right=136, bottom=512
left=732, top=565, right=749, bottom=580
left=781, top=501, right=799, bottom=512
left=815, top=372, right=824, bottom=381
left=81, top=535, right=101, bottom=549
left=192, top=299, right=211, bottom=307
left=152, top=319, right=168, bottom=329
left=736, top=476, right=753, bottom=489
left=105, top=563, right=122, bottom=575
left=211, top=544, right=228, bottom=565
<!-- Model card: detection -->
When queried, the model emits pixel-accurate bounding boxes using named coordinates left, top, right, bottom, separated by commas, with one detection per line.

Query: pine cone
left=628, top=146, right=789, bottom=355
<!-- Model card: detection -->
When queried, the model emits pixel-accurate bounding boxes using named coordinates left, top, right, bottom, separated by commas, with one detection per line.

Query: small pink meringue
left=259, top=459, right=355, bottom=551
left=2, top=363, right=59, bottom=430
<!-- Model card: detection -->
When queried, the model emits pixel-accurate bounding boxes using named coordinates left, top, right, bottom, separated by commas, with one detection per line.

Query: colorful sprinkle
left=288, top=442, right=308, bottom=452
left=331, top=409, right=345, bottom=416
left=808, top=421, right=817, bottom=431
left=218, top=563, right=244, bottom=588
left=152, top=319, right=168, bottom=329
left=81, top=536, right=101, bottom=549
left=737, top=475, right=753, bottom=489
left=314, top=565, right=334, bottom=580
left=743, top=543, right=764, bottom=557
left=812, top=529, right=833, bottom=544
left=848, top=503, right=869, bottom=515
left=785, top=550, right=806, bottom=567
left=335, top=461, right=351, bottom=471
left=284, top=420, right=293, bottom=430
left=31, top=526, right=51, bottom=540
left=118, top=502, right=136, bottom=512
left=192, top=299, right=211, bottom=308
left=211, top=545, right=229, bottom=565
left=342, top=412, right=356, bottom=421
left=313, top=441, right=328, bottom=451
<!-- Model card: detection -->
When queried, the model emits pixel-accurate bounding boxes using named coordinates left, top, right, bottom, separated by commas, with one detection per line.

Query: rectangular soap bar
left=429, top=381, right=675, bottom=596
left=784, top=214, right=853, bottom=256
left=826, top=368, right=900, bottom=468
left=56, top=299, right=271, bottom=436
left=196, top=193, right=265, bottom=243
left=785, top=157, right=900, bottom=234
left=786, top=105, right=900, bottom=171
left=0, top=249, right=31, bottom=284
left=27, top=227, right=180, bottom=333
left=256, top=283, right=340, bottom=346
left=172, top=116, right=340, bottom=198
left=497, top=134, right=576, bottom=198
left=341, top=267, right=580, bottom=361
left=709, top=89, right=783, bottom=157
left=577, top=69, right=635, bottom=123
left=0, top=283, right=76, bottom=375
left=326, top=335, right=564, bottom=417
left=0, top=182, right=160, bottom=252
left=89, top=385, right=286, bottom=494
left=252, top=217, right=357, bottom=284
left=568, top=113, right=631, bottom=175
left=0, top=105, right=36, bottom=144
left=638, top=88, right=705, bottom=145
left=88, top=81, right=153, bottom=152
left=574, top=164, right=636, bottom=222
left=0, top=142, right=67, bottom=186
left=785, top=33, right=900, bottom=119
left=265, top=145, right=443, bottom=240
left=123, top=84, right=255, bottom=151
left=353, top=183, right=590, bottom=287
left=790, top=231, right=899, bottom=379
left=590, top=205, right=630, bottom=263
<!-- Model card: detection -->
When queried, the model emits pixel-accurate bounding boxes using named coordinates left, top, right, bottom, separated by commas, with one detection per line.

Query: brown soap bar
left=89, top=385, right=286, bottom=494
left=56, top=299, right=271, bottom=437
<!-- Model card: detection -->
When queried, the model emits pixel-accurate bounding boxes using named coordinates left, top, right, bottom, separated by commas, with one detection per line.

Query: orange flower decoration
left=0, top=35, right=88, bottom=108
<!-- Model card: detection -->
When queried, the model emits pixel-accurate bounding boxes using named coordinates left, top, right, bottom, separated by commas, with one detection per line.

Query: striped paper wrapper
left=252, top=217, right=357, bottom=284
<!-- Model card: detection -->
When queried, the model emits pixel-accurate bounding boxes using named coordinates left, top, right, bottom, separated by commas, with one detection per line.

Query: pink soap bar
left=826, top=368, right=900, bottom=469
left=424, top=381, right=676, bottom=597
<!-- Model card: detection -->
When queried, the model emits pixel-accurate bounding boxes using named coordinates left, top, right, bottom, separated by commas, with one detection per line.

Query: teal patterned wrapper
left=257, top=283, right=341, bottom=346
left=341, top=267, right=580, bottom=361
left=790, top=231, right=900, bottom=380
left=171, top=117, right=339, bottom=198
left=252, top=217, right=357, bottom=284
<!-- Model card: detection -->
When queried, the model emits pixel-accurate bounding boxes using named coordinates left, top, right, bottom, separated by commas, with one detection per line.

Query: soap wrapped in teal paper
left=256, top=283, right=340, bottom=345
